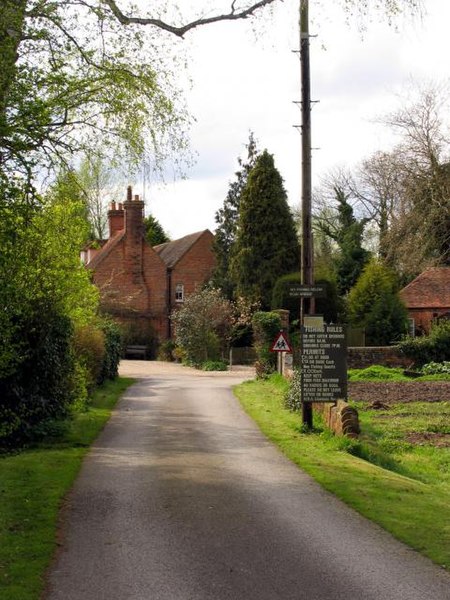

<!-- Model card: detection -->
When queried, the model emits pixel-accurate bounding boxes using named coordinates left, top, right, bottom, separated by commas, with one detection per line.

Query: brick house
left=84, top=187, right=216, bottom=348
left=154, top=229, right=216, bottom=337
left=399, top=267, right=450, bottom=335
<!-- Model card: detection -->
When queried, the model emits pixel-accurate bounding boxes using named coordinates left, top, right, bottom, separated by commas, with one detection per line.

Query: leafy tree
left=0, top=173, right=100, bottom=444
left=0, top=173, right=97, bottom=378
left=211, top=132, right=259, bottom=299
left=144, top=214, right=170, bottom=246
left=171, top=288, right=234, bottom=365
left=347, top=258, right=408, bottom=346
left=77, top=153, right=124, bottom=240
left=230, top=150, right=299, bottom=309
left=0, top=1, right=282, bottom=182
left=314, top=186, right=370, bottom=295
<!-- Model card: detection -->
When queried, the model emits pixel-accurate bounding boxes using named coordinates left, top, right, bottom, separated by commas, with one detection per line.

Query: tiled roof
left=399, top=267, right=450, bottom=309
left=154, top=230, right=211, bottom=268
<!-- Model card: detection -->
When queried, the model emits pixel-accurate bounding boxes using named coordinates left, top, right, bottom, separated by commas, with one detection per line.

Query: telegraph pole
left=300, top=0, right=313, bottom=429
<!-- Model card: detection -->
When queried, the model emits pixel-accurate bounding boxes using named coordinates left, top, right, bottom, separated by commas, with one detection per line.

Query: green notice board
left=301, top=324, right=347, bottom=403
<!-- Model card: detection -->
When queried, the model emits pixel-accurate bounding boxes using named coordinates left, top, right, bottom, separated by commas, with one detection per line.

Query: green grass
left=234, top=374, right=450, bottom=569
left=348, top=365, right=410, bottom=381
left=348, top=365, right=450, bottom=382
left=0, top=377, right=134, bottom=600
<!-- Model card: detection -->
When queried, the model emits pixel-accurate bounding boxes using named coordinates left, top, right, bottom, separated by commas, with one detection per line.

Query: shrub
left=284, top=368, right=302, bottom=411
left=421, top=361, right=450, bottom=375
left=99, top=318, right=122, bottom=382
left=72, top=324, right=106, bottom=392
left=172, top=345, right=187, bottom=363
left=0, top=311, right=77, bottom=446
left=252, top=311, right=282, bottom=377
left=202, top=360, right=228, bottom=371
left=171, top=288, right=234, bottom=365
left=347, top=259, right=408, bottom=345
left=398, top=321, right=450, bottom=366
left=157, top=340, right=176, bottom=362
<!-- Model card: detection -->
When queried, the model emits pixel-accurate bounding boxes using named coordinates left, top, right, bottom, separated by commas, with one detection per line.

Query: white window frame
left=175, top=283, right=184, bottom=303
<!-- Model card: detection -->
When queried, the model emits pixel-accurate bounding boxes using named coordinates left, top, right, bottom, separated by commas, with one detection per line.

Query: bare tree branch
left=102, top=0, right=279, bottom=37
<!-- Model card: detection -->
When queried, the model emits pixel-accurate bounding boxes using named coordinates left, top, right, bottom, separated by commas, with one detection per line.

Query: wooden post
left=300, top=0, right=313, bottom=429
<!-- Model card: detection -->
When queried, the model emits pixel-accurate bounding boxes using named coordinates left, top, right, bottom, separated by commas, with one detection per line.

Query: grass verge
left=0, top=377, right=135, bottom=600
left=234, top=374, right=450, bottom=569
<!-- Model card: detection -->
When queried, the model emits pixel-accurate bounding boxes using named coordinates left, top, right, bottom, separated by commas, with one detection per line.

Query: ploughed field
left=349, top=380, right=450, bottom=404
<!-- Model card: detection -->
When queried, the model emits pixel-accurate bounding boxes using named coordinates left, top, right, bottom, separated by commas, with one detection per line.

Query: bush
left=0, top=311, right=77, bottom=446
left=172, top=345, right=187, bottom=363
left=398, top=321, right=450, bottom=366
left=72, top=323, right=106, bottom=393
left=171, top=288, right=234, bottom=365
left=252, top=311, right=282, bottom=377
left=99, top=318, right=122, bottom=382
left=284, top=368, right=302, bottom=411
left=421, top=361, right=450, bottom=375
left=157, top=340, right=176, bottom=362
left=347, top=259, right=408, bottom=345
left=201, top=360, right=228, bottom=371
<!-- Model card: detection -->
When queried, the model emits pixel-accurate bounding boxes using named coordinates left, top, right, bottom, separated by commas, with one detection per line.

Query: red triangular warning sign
left=270, top=331, right=292, bottom=353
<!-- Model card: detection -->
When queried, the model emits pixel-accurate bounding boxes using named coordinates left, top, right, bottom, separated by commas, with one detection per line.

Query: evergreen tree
left=211, top=133, right=259, bottom=298
left=144, top=214, right=170, bottom=246
left=316, top=187, right=370, bottom=294
left=230, top=150, right=299, bottom=309
left=347, top=258, right=408, bottom=345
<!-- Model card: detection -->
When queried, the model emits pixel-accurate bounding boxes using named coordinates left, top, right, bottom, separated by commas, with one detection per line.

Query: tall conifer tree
left=211, top=133, right=259, bottom=298
left=230, top=150, right=299, bottom=309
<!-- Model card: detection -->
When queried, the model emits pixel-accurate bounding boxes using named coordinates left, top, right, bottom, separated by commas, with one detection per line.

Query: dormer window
left=175, top=283, right=184, bottom=303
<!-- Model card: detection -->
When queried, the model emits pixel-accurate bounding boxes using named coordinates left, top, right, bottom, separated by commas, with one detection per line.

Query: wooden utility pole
left=300, top=0, right=313, bottom=429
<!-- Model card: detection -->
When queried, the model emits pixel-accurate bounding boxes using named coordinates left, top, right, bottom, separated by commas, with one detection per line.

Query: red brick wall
left=170, top=230, right=216, bottom=310
left=407, top=308, right=449, bottom=334
left=92, top=239, right=168, bottom=339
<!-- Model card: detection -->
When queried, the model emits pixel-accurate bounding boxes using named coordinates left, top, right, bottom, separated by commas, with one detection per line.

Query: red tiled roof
left=154, top=230, right=212, bottom=268
left=399, top=267, right=450, bottom=309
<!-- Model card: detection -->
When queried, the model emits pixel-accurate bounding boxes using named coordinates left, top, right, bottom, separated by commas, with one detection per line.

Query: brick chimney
left=123, top=186, right=145, bottom=284
left=107, top=201, right=124, bottom=237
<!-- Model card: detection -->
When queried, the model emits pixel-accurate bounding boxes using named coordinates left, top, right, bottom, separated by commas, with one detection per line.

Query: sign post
left=301, top=324, right=347, bottom=403
left=270, top=331, right=293, bottom=376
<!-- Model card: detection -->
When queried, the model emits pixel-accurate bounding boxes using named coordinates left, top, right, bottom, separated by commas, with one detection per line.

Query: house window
left=407, top=318, right=415, bottom=337
left=175, top=283, right=184, bottom=303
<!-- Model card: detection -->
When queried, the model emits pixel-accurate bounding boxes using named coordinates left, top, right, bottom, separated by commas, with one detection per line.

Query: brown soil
left=405, top=432, right=450, bottom=447
left=348, top=381, right=450, bottom=404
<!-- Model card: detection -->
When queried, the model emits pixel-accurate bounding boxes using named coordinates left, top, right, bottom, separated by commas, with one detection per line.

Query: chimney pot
left=134, top=194, right=140, bottom=202
left=127, top=186, right=132, bottom=202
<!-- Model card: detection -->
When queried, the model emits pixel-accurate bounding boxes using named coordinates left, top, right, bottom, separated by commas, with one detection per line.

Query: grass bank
left=234, top=374, right=450, bottom=569
left=0, top=377, right=134, bottom=600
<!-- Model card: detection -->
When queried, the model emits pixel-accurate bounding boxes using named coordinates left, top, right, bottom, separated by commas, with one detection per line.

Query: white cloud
left=137, top=0, right=450, bottom=240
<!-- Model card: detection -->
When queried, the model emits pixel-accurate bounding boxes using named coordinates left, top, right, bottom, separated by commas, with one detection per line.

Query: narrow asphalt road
left=45, top=361, right=450, bottom=600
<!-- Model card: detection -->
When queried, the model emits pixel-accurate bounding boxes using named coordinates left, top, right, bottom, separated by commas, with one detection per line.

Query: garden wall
left=347, top=346, right=410, bottom=369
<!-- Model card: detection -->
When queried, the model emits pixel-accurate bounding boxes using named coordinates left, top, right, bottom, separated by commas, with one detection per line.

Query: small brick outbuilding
left=399, top=267, right=450, bottom=335
left=84, top=187, right=216, bottom=346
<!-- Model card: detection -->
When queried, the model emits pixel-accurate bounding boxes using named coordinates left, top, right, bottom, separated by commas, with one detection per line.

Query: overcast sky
left=134, top=0, right=450, bottom=240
